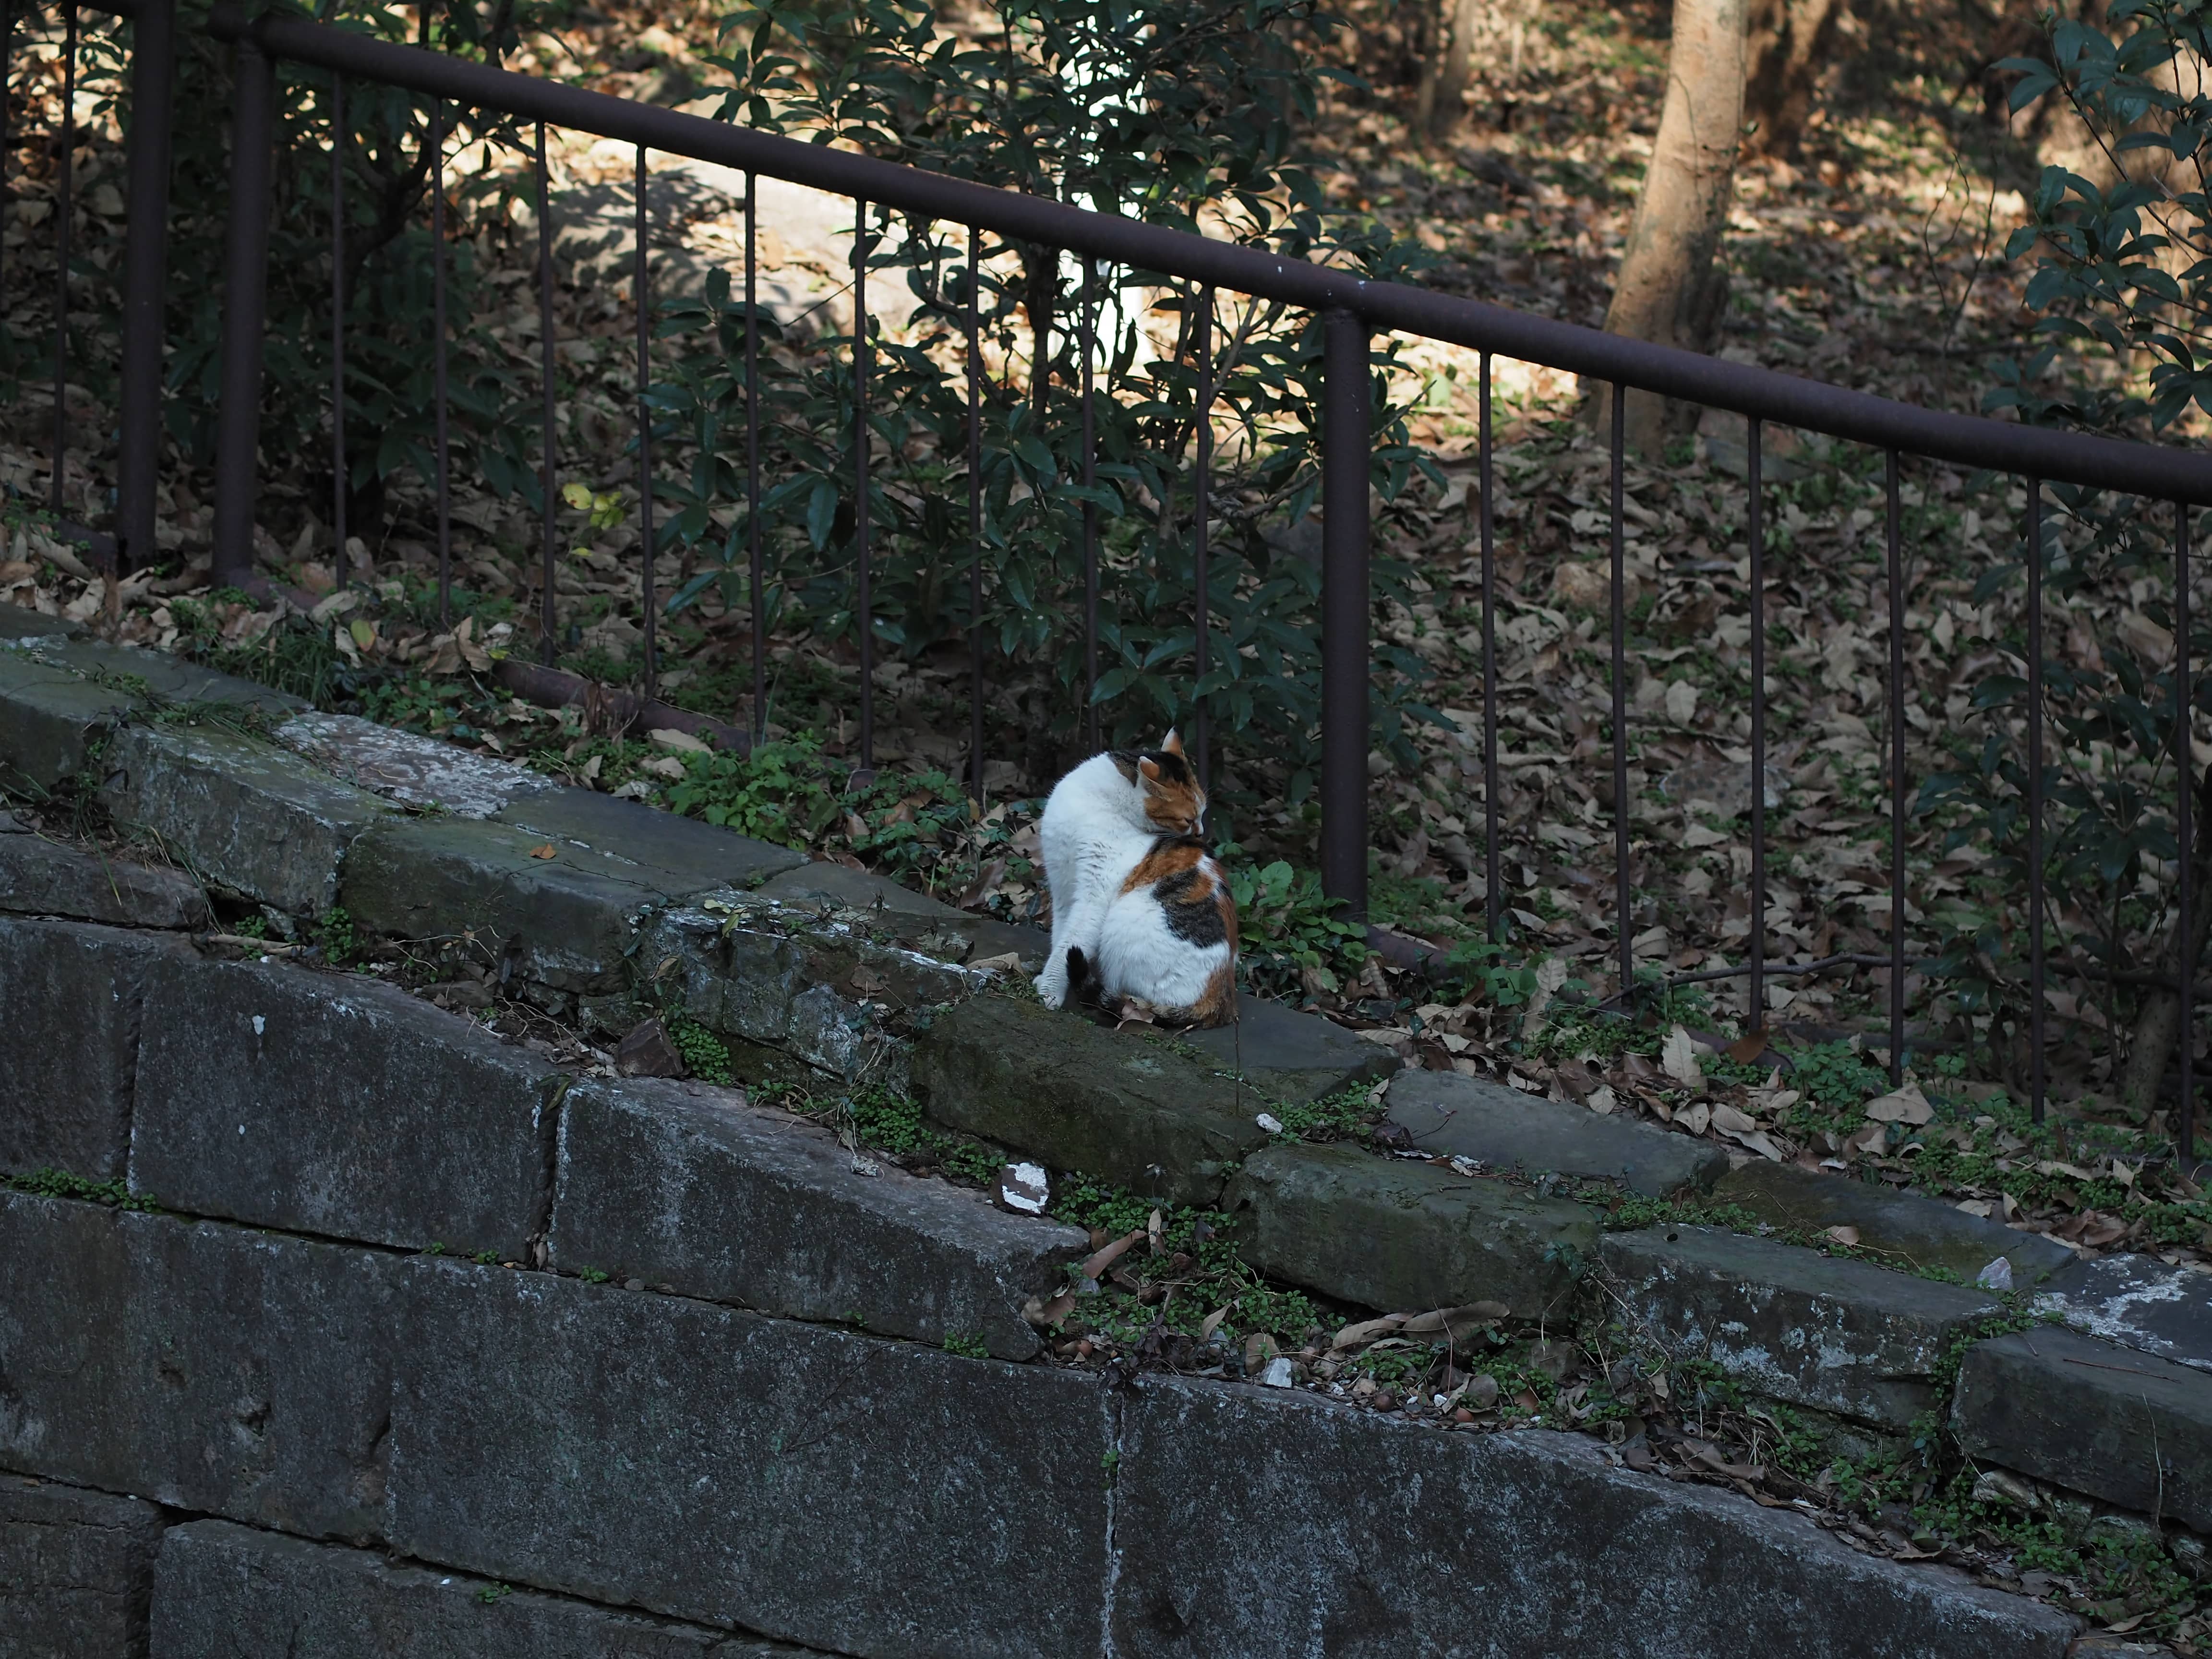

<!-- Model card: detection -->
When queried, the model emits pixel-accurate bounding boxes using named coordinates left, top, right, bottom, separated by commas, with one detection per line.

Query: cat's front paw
left=1033, top=967, right=1068, bottom=1009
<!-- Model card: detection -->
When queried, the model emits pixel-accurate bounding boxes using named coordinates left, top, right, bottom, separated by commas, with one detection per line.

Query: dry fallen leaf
left=1199, top=1306, right=1229, bottom=1342
left=1709, top=1102, right=1758, bottom=1137
left=1661, top=1025, right=1703, bottom=1087
left=1332, top=1313, right=1407, bottom=1351
left=1863, top=1082, right=1933, bottom=1126
left=1080, top=1229, right=1142, bottom=1282
left=1726, top=1030, right=1769, bottom=1066
left=1824, top=1225, right=1861, bottom=1247
left=528, top=843, right=557, bottom=860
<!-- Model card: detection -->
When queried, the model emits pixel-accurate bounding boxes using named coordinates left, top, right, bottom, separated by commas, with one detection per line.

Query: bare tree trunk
left=2122, top=761, right=2212, bottom=1118
left=1414, top=0, right=1442, bottom=135
left=1431, top=0, right=1485, bottom=137
left=1596, top=0, right=1749, bottom=457
left=1744, top=0, right=1845, bottom=155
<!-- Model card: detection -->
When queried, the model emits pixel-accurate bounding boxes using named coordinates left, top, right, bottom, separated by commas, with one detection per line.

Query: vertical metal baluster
left=211, top=34, right=275, bottom=592
left=431, top=97, right=449, bottom=626
left=1749, top=417, right=1766, bottom=1031
left=1886, top=450, right=1907, bottom=1085
left=2, top=0, right=12, bottom=324
left=1193, top=287, right=1213, bottom=791
left=854, top=196, right=872, bottom=770
left=535, top=120, right=556, bottom=664
left=1480, top=350, right=1500, bottom=944
left=49, top=0, right=72, bottom=517
left=116, top=0, right=177, bottom=575
left=2028, top=478, right=2047, bottom=1123
left=1610, top=383, right=1632, bottom=1004
left=1081, top=255, right=1097, bottom=753
left=2178, top=498, right=2196, bottom=1169
left=635, top=145, right=655, bottom=705
left=330, top=72, right=345, bottom=573
left=967, top=228, right=984, bottom=803
left=746, top=170, right=762, bottom=741
left=1319, top=308, right=1371, bottom=921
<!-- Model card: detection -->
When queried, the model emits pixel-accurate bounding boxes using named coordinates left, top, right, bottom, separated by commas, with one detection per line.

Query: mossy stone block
left=910, top=995, right=1269, bottom=1206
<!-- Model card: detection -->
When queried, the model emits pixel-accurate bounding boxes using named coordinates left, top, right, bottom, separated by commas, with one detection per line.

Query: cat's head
left=1120, top=730, right=1206, bottom=836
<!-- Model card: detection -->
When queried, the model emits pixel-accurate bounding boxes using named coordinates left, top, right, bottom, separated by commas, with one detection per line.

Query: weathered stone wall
left=0, top=604, right=2188, bottom=1654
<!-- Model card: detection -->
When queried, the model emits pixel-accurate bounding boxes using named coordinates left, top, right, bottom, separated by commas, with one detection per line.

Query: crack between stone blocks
left=1098, top=1377, right=1128, bottom=1659
left=531, top=1077, right=571, bottom=1269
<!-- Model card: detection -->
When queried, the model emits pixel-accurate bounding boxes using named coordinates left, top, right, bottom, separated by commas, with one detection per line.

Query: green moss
left=5, top=1168, right=155, bottom=1211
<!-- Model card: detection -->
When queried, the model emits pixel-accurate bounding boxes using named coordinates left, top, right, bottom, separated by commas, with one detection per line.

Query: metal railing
left=35, top=1, right=2212, bottom=1158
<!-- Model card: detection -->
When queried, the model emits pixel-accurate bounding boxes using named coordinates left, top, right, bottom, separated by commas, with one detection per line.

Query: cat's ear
left=1136, top=756, right=1162, bottom=783
left=1160, top=729, right=1185, bottom=757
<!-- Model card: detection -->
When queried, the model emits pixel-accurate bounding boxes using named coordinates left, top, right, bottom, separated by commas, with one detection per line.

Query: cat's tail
left=1065, top=946, right=1095, bottom=1005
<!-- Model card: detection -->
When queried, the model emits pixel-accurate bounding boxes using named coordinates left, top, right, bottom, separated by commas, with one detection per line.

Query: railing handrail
left=194, top=2, right=2212, bottom=504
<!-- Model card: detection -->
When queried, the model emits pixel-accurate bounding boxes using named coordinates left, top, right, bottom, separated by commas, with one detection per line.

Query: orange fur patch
left=1121, top=838, right=1208, bottom=894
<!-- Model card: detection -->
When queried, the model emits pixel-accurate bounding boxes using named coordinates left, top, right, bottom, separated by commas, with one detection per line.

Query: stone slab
left=0, top=824, right=209, bottom=928
left=391, top=1261, right=1109, bottom=1657
left=1601, top=1226, right=2000, bottom=1428
left=751, top=866, right=1046, bottom=969
left=149, top=1520, right=820, bottom=1659
left=0, top=1472, right=163, bottom=1659
left=1225, top=1142, right=1597, bottom=1317
left=0, top=1192, right=399, bottom=1542
left=0, top=917, right=190, bottom=1180
left=2039, top=1253, right=2212, bottom=1375
left=0, top=648, right=138, bottom=793
left=132, top=955, right=560, bottom=1257
left=911, top=994, right=1270, bottom=1206
left=487, top=788, right=804, bottom=893
left=1715, top=1157, right=2077, bottom=1285
left=641, top=898, right=982, bottom=1083
left=0, top=603, right=82, bottom=641
left=27, top=637, right=305, bottom=718
left=97, top=722, right=393, bottom=916
left=1955, top=1324, right=2212, bottom=1532
left=551, top=1077, right=1083, bottom=1360
left=1110, top=1377, right=2078, bottom=1658
left=272, top=710, right=558, bottom=818
left=1184, top=995, right=1399, bottom=1106
left=339, top=816, right=668, bottom=994
left=755, top=860, right=962, bottom=918
left=1390, top=1067, right=1728, bottom=1197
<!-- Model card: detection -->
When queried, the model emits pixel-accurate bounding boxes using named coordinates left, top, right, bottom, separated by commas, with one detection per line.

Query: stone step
left=1600, top=1225, right=1999, bottom=1429
left=153, top=1520, right=824, bottom=1658
left=0, top=812, right=209, bottom=929
left=99, top=720, right=395, bottom=917
left=1388, top=1067, right=1728, bottom=1197
left=1714, top=1157, right=2077, bottom=1286
left=1954, top=1323, right=2212, bottom=1533
left=1226, top=1141, right=1598, bottom=1317
left=549, top=1076, right=1084, bottom=1360
left=2038, top=1252, right=2212, bottom=1374
left=911, top=992, right=1275, bottom=1206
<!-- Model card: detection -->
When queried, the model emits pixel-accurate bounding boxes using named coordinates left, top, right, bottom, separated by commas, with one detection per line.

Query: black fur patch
left=1066, top=945, right=1095, bottom=999
left=1150, top=850, right=1228, bottom=948
left=1141, top=748, right=1192, bottom=786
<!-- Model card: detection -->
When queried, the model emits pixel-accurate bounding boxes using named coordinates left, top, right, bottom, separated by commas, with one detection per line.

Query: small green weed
left=578, top=1268, right=611, bottom=1285
left=7, top=1168, right=155, bottom=1211
left=942, top=1332, right=989, bottom=1358
left=667, top=1018, right=733, bottom=1085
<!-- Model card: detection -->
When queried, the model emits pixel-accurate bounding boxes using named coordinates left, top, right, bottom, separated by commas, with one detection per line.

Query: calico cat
left=1032, top=730, right=1239, bottom=1028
